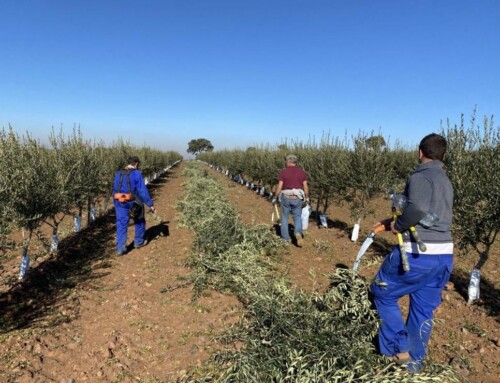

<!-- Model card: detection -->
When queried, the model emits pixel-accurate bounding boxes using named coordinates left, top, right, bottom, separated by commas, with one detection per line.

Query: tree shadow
left=370, top=237, right=393, bottom=256
left=0, top=169, right=178, bottom=334
left=334, top=263, right=349, bottom=270
left=449, top=268, right=500, bottom=323
left=146, top=172, right=171, bottom=196
left=271, top=223, right=281, bottom=236
left=309, top=211, right=349, bottom=231
left=0, top=214, right=116, bottom=333
left=271, top=223, right=300, bottom=246
left=145, top=221, right=170, bottom=242
left=123, top=220, right=170, bottom=253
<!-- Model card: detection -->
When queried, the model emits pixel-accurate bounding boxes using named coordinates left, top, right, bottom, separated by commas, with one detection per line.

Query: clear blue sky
left=1, top=0, right=499, bottom=155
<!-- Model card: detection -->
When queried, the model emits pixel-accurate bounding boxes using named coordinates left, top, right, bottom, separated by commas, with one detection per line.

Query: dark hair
left=127, top=155, right=141, bottom=165
left=419, top=133, right=447, bottom=161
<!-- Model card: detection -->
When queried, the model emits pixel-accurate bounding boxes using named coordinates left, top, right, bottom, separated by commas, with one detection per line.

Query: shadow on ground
left=450, top=268, right=499, bottom=323
left=309, top=211, right=349, bottom=231
left=0, top=214, right=116, bottom=333
left=0, top=169, right=178, bottom=334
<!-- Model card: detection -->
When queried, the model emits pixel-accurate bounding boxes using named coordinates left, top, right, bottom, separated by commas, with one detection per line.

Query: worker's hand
left=390, top=220, right=399, bottom=234
left=271, top=198, right=277, bottom=205
left=375, top=218, right=393, bottom=232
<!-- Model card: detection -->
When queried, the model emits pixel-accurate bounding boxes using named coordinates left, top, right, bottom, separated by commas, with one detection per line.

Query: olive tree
left=0, top=127, right=61, bottom=257
left=344, top=131, right=394, bottom=232
left=0, top=186, right=11, bottom=251
left=299, top=133, right=350, bottom=216
left=444, top=113, right=500, bottom=269
left=59, top=128, right=104, bottom=230
left=187, top=138, right=214, bottom=156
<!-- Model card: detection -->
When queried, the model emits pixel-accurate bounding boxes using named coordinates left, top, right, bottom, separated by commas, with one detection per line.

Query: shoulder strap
left=118, top=169, right=133, bottom=195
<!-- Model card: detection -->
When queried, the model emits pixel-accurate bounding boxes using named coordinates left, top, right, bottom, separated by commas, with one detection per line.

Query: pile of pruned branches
left=177, top=164, right=284, bottom=298
left=176, top=162, right=458, bottom=383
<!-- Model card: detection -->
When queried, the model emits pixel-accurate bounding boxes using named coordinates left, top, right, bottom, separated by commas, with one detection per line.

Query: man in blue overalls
left=112, top=156, right=156, bottom=255
left=371, top=134, right=454, bottom=372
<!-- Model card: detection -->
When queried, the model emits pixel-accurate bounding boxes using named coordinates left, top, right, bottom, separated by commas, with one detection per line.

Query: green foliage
left=202, top=116, right=499, bottom=270
left=443, top=112, right=500, bottom=268
left=0, top=128, right=59, bottom=233
left=387, top=143, right=418, bottom=192
left=199, top=144, right=287, bottom=192
left=344, top=131, right=394, bottom=222
left=177, top=163, right=284, bottom=296
left=365, top=134, right=387, bottom=149
left=187, top=138, right=214, bottom=156
left=49, top=127, right=104, bottom=213
left=0, top=125, right=182, bottom=253
left=199, top=131, right=411, bottom=225
left=297, top=133, right=350, bottom=214
left=245, top=144, right=286, bottom=189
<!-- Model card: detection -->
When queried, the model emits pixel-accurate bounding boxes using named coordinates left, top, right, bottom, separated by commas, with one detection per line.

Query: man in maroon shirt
left=273, top=154, right=309, bottom=246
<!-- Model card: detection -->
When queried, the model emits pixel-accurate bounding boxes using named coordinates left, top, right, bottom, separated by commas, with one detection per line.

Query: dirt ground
left=0, top=161, right=498, bottom=383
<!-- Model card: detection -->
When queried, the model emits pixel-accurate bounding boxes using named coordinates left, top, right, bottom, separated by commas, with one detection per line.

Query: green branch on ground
left=176, top=162, right=458, bottom=383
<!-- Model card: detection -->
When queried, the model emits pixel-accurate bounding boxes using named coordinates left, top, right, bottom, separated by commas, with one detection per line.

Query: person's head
left=419, top=133, right=447, bottom=162
left=127, top=155, right=141, bottom=168
left=285, top=154, right=298, bottom=166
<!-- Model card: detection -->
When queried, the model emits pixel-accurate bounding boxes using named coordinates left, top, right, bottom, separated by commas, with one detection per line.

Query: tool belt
left=113, top=192, right=133, bottom=203
left=281, top=189, right=305, bottom=200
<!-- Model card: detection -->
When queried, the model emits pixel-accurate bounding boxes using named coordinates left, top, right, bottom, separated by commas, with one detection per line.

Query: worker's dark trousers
left=370, top=246, right=453, bottom=370
left=114, top=202, right=146, bottom=254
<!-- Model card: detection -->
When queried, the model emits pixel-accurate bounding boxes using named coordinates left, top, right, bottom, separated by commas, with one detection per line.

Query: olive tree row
left=201, top=115, right=500, bottom=268
left=202, top=144, right=289, bottom=191
left=0, top=126, right=182, bottom=260
left=199, top=131, right=415, bottom=231
left=443, top=113, right=500, bottom=269
left=0, top=128, right=58, bottom=254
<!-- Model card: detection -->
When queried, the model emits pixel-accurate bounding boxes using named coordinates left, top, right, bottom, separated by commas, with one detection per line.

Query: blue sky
left=1, top=0, right=499, bottom=155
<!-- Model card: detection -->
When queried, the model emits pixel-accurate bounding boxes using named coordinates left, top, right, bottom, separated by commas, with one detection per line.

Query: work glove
left=374, top=217, right=393, bottom=232
left=302, top=198, right=310, bottom=208
left=271, top=198, right=278, bottom=205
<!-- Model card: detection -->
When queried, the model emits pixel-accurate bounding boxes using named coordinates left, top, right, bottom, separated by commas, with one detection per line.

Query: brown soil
left=0, top=162, right=498, bottom=383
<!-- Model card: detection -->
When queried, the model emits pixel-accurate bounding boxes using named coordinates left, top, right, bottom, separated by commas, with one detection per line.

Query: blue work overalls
left=370, top=245, right=453, bottom=371
left=112, top=169, right=152, bottom=254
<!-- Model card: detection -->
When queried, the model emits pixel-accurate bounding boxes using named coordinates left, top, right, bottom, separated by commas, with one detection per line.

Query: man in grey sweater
left=370, top=133, right=454, bottom=373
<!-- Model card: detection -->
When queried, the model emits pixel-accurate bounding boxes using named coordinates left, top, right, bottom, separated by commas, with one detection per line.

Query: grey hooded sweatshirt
left=395, top=160, right=453, bottom=244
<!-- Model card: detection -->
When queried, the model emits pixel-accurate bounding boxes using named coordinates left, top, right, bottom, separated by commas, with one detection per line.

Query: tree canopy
left=187, top=138, right=214, bottom=156
left=365, top=135, right=386, bottom=150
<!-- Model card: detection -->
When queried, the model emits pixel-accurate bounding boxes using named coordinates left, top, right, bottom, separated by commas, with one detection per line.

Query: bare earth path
left=1, top=161, right=499, bottom=383
left=0, top=163, right=240, bottom=382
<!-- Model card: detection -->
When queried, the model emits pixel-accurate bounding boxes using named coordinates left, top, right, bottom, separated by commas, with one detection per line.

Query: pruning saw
left=352, top=223, right=386, bottom=272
